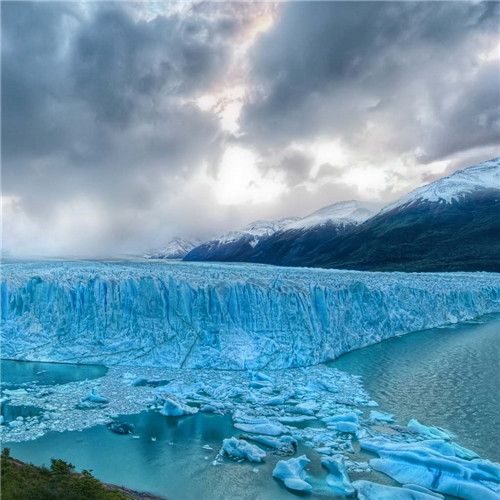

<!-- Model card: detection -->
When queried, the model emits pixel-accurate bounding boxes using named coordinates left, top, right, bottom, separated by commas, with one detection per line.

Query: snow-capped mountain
left=186, top=157, right=500, bottom=271
left=306, top=157, right=500, bottom=271
left=212, top=217, right=301, bottom=247
left=286, top=200, right=381, bottom=230
left=144, top=237, right=199, bottom=260
left=184, top=200, right=380, bottom=263
left=382, top=158, right=500, bottom=212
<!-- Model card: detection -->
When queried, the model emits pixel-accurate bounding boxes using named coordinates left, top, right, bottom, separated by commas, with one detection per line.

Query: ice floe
left=353, top=480, right=445, bottom=499
left=218, top=437, right=266, bottom=463
left=160, top=398, right=199, bottom=417
left=273, top=455, right=312, bottom=492
left=361, top=437, right=500, bottom=500
left=321, top=455, right=355, bottom=496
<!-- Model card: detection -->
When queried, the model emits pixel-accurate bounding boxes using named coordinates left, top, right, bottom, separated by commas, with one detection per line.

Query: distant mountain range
left=184, top=158, right=500, bottom=272
left=144, top=237, right=199, bottom=259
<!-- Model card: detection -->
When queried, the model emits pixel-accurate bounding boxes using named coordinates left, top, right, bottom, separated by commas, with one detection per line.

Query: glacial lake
left=1, top=314, right=499, bottom=499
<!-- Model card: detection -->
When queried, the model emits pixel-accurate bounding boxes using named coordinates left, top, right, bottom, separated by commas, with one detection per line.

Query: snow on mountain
left=202, top=200, right=380, bottom=250
left=144, top=237, right=198, bottom=259
left=286, top=200, right=381, bottom=231
left=214, top=217, right=301, bottom=247
left=382, top=157, right=500, bottom=213
left=2, top=261, right=499, bottom=369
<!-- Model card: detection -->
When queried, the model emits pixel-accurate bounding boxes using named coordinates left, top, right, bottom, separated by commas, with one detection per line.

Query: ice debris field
left=2, top=260, right=500, bottom=369
left=2, top=363, right=499, bottom=500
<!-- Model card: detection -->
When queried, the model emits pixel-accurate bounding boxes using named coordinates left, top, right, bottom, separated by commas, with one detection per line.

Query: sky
left=2, top=1, right=499, bottom=257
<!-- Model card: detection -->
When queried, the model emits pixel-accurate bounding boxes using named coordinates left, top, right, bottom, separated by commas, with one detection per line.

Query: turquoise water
left=1, top=360, right=107, bottom=387
left=2, top=410, right=383, bottom=499
left=329, top=313, right=500, bottom=461
left=1, top=315, right=499, bottom=498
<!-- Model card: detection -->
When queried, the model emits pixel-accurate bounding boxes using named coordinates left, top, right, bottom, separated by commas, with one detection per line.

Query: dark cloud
left=242, top=1, right=499, bottom=161
left=1, top=2, right=249, bottom=254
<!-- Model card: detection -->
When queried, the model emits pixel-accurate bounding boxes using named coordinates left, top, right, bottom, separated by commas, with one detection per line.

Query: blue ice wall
left=2, top=261, right=500, bottom=369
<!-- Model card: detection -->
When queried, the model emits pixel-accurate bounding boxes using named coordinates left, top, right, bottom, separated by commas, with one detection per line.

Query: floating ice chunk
left=131, top=378, right=148, bottom=387
left=199, top=401, right=225, bottom=413
left=251, top=372, right=273, bottom=383
left=449, top=442, right=479, bottom=460
left=202, top=444, right=213, bottom=450
left=154, top=381, right=204, bottom=399
left=273, top=455, right=312, bottom=493
left=107, top=422, right=135, bottom=435
left=403, top=484, right=444, bottom=498
left=361, top=437, right=500, bottom=500
left=220, top=437, right=266, bottom=463
left=233, top=412, right=288, bottom=436
left=249, top=381, right=272, bottom=389
left=365, top=400, right=379, bottom=407
left=407, top=419, right=451, bottom=440
left=353, top=480, right=444, bottom=499
left=292, top=401, right=320, bottom=415
left=273, top=415, right=316, bottom=424
left=370, top=410, right=395, bottom=423
left=327, top=421, right=359, bottom=434
left=160, top=398, right=199, bottom=417
left=240, top=434, right=297, bottom=454
left=323, top=412, right=359, bottom=424
left=360, top=438, right=480, bottom=464
left=234, top=422, right=287, bottom=436
left=84, top=388, right=109, bottom=404
left=305, top=379, right=338, bottom=393
left=35, top=389, right=54, bottom=398
left=321, top=455, right=355, bottom=496
left=260, top=395, right=288, bottom=405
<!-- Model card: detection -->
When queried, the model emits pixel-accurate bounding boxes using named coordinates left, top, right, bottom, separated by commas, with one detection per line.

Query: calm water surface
left=330, top=313, right=500, bottom=461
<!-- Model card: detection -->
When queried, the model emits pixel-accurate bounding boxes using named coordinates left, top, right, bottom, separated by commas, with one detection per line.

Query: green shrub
left=1, top=449, right=131, bottom=500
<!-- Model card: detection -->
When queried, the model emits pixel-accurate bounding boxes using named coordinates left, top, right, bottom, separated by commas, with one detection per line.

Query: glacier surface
left=2, top=260, right=500, bottom=369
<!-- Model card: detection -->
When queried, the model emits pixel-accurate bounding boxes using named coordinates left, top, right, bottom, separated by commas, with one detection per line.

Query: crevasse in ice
left=2, top=261, right=499, bottom=369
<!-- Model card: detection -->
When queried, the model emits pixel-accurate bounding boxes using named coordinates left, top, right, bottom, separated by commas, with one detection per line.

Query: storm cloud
left=2, top=2, right=499, bottom=256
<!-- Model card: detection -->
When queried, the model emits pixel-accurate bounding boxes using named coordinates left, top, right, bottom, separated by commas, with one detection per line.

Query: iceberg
left=272, top=455, right=312, bottom=492
left=353, top=480, right=444, bottom=499
left=370, top=410, right=395, bottom=423
left=408, top=419, right=452, bottom=440
left=2, top=261, right=499, bottom=369
left=83, top=388, right=109, bottom=404
left=160, top=398, right=199, bottom=417
left=321, top=455, right=355, bottom=496
left=360, top=437, right=500, bottom=500
left=107, top=422, right=135, bottom=435
left=239, top=434, right=297, bottom=455
left=219, top=437, right=266, bottom=463
left=233, top=420, right=288, bottom=436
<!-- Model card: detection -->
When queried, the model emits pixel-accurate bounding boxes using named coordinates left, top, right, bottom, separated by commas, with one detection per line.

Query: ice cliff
left=2, top=261, right=500, bottom=369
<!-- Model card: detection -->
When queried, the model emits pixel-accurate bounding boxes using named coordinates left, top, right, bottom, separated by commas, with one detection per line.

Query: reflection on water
left=329, top=314, right=500, bottom=461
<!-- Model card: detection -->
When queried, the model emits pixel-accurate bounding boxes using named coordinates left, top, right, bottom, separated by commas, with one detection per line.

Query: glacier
left=2, top=260, right=500, bottom=369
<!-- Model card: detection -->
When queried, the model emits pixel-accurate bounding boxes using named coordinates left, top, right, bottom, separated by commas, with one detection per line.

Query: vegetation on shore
left=1, top=448, right=161, bottom=500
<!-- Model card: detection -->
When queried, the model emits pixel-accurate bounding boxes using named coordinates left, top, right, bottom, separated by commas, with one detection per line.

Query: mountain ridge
left=185, top=157, right=500, bottom=272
